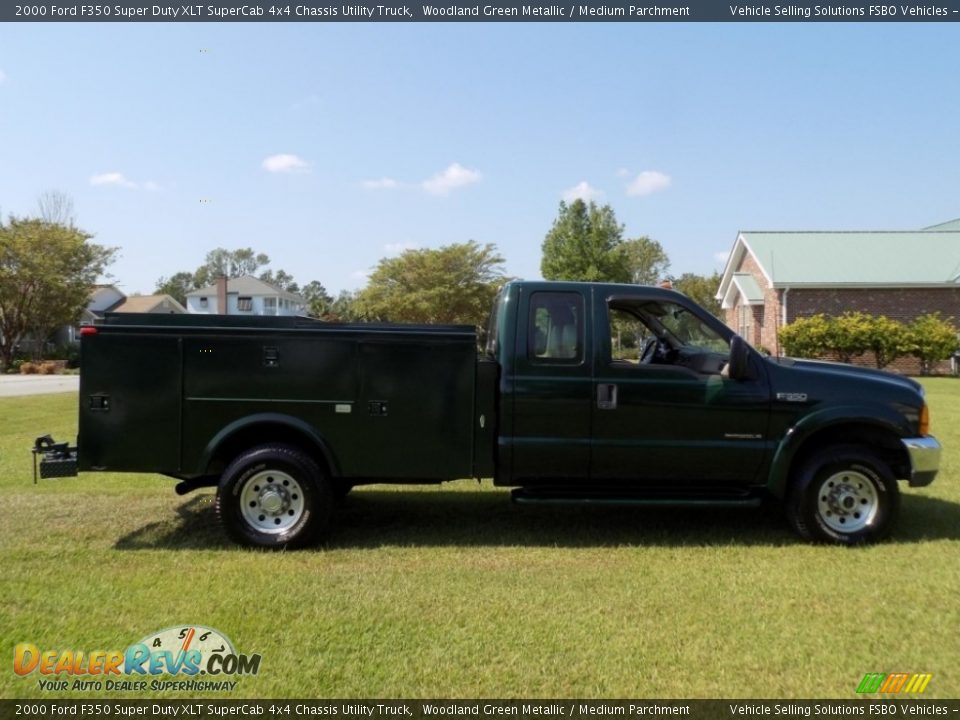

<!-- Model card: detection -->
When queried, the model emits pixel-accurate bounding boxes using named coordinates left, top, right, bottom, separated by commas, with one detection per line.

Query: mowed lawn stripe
left=1, top=382, right=958, bottom=698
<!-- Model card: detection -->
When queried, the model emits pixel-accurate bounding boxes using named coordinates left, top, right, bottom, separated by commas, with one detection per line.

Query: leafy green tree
left=300, top=280, right=334, bottom=318
left=193, top=248, right=270, bottom=288
left=541, top=200, right=630, bottom=283
left=671, top=272, right=723, bottom=318
left=619, top=237, right=670, bottom=285
left=259, top=269, right=299, bottom=294
left=326, top=290, right=360, bottom=322
left=356, top=241, right=505, bottom=326
left=0, top=216, right=115, bottom=370
left=866, top=316, right=909, bottom=369
left=906, top=313, right=958, bottom=375
left=155, top=271, right=196, bottom=306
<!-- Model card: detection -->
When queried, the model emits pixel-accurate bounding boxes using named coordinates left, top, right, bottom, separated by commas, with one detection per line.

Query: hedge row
left=777, top=312, right=959, bottom=375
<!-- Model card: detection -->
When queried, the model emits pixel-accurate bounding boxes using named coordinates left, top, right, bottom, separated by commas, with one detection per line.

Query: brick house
left=716, top=218, right=960, bottom=372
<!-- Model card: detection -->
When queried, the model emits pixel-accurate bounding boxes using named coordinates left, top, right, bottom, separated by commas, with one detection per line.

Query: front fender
left=766, top=403, right=911, bottom=499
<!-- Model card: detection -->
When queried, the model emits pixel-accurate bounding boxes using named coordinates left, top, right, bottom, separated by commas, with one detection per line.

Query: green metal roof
left=924, top=218, right=960, bottom=231
left=740, top=231, right=960, bottom=285
left=731, top=272, right=764, bottom=303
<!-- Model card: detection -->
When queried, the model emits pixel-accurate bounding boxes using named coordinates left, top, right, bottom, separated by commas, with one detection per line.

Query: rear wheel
left=216, top=444, right=332, bottom=548
left=787, top=444, right=899, bottom=545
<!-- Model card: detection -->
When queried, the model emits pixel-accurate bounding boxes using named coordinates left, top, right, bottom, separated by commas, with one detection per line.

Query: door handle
left=597, top=383, right=618, bottom=410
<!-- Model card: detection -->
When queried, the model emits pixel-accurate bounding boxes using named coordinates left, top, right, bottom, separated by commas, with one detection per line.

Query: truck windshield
left=654, top=304, right=728, bottom=352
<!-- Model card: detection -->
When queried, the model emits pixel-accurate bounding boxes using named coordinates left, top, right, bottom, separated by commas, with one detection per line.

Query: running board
left=511, top=489, right=762, bottom=508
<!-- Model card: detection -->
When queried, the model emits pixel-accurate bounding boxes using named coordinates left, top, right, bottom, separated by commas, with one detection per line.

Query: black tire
left=215, top=444, right=332, bottom=549
left=787, top=444, right=899, bottom=545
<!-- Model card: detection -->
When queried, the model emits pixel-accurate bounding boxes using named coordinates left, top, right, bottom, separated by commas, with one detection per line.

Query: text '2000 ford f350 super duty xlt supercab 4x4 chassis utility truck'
left=33, top=280, right=941, bottom=548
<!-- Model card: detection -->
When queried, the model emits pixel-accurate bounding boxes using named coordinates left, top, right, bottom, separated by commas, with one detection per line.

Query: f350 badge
left=777, top=392, right=808, bottom=402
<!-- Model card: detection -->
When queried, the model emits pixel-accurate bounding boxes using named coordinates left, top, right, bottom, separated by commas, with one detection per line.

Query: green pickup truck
left=34, top=280, right=941, bottom=548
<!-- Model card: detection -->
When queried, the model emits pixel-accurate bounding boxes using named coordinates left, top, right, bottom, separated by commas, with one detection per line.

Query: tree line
left=0, top=196, right=721, bottom=371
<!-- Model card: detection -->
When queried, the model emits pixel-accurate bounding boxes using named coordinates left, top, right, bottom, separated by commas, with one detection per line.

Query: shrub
left=778, top=314, right=831, bottom=358
left=866, top=315, right=909, bottom=369
left=781, top=313, right=916, bottom=369
left=19, top=362, right=38, bottom=375
left=827, top=312, right=873, bottom=363
left=906, top=313, right=959, bottom=375
left=39, top=362, right=58, bottom=375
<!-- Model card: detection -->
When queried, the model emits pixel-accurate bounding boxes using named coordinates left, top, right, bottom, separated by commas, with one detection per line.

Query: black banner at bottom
left=2, top=700, right=959, bottom=720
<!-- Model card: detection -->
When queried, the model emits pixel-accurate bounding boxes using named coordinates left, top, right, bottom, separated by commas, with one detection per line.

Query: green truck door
left=590, top=295, right=770, bottom=485
left=508, top=288, right=593, bottom=483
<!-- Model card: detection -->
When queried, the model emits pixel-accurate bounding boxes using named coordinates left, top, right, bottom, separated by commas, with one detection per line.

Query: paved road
left=0, top=374, right=80, bottom=397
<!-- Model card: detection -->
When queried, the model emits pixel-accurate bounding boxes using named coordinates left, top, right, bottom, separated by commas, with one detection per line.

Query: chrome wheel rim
left=240, top=470, right=305, bottom=534
left=817, top=470, right=878, bottom=533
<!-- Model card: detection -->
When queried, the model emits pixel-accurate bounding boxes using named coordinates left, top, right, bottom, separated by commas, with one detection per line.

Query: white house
left=185, top=275, right=307, bottom=316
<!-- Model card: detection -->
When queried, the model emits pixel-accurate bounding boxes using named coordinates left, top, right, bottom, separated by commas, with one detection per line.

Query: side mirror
left=728, top=335, right=750, bottom=381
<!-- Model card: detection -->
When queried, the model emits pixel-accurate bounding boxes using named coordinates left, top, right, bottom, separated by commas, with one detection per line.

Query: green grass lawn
left=1, top=382, right=959, bottom=699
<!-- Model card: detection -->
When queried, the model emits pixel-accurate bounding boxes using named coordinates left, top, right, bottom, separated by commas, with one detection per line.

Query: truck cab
left=489, top=281, right=940, bottom=544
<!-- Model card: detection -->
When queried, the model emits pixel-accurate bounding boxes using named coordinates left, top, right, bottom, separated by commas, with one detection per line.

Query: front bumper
left=901, top=436, right=941, bottom=487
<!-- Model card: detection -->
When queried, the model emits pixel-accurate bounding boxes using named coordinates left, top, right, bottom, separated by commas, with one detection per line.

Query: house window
left=264, top=297, right=277, bottom=314
left=237, top=296, right=253, bottom=312
left=199, top=297, right=208, bottom=308
left=737, top=305, right=753, bottom=342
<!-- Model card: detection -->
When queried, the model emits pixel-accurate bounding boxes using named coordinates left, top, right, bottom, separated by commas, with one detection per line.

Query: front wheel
left=216, top=444, right=332, bottom=548
left=787, top=444, right=899, bottom=545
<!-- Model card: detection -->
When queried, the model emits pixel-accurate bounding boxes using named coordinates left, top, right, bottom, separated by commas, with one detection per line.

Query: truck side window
left=528, top=292, right=583, bottom=362
left=608, top=307, right=653, bottom=364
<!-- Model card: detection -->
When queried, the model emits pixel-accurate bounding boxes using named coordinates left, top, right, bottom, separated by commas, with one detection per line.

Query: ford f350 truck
left=33, top=280, right=941, bottom=548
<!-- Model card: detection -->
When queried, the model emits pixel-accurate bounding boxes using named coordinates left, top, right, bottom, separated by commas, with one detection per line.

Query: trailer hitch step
left=32, top=435, right=78, bottom=482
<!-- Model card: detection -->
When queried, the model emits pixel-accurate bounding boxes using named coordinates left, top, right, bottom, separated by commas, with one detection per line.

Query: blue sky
left=0, top=22, right=958, bottom=295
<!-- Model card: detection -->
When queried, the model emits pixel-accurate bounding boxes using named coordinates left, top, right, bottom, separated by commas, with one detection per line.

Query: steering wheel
left=639, top=336, right=658, bottom=364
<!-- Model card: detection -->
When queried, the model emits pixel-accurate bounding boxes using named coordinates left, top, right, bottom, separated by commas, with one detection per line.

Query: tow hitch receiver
left=32, top=435, right=78, bottom=483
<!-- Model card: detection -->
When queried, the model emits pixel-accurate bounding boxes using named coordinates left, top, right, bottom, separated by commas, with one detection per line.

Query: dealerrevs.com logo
left=856, top=672, right=933, bottom=694
left=14, top=625, right=261, bottom=692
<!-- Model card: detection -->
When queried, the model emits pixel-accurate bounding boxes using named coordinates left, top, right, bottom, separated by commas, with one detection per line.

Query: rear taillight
left=919, top=404, right=930, bottom=436
left=80, top=326, right=98, bottom=336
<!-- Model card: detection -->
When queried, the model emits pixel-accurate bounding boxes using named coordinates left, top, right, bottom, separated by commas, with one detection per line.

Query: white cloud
left=616, top=168, right=630, bottom=178
left=262, top=154, right=310, bottom=173
left=362, top=177, right=401, bottom=190
left=350, top=269, right=370, bottom=282
left=89, top=172, right=137, bottom=188
left=625, top=170, right=672, bottom=197
left=384, top=242, right=419, bottom=256
left=421, top=163, right=481, bottom=196
left=562, top=181, right=603, bottom=203
left=0, top=70, right=6, bottom=84
left=142, top=180, right=161, bottom=191
left=714, top=250, right=731, bottom=267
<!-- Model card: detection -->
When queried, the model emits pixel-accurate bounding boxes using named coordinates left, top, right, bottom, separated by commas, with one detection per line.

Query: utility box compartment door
left=355, top=339, right=475, bottom=479
left=78, top=335, right=182, bottom=472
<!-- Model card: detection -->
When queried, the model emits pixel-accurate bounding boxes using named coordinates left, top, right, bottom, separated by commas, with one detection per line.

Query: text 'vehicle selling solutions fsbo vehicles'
left=33, top=280, right=942, bottom=547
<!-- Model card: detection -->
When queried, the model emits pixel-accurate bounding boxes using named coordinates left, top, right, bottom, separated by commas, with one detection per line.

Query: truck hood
left=767, top=356, right=924, bottom=396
